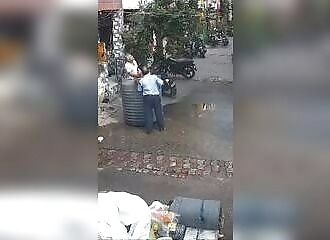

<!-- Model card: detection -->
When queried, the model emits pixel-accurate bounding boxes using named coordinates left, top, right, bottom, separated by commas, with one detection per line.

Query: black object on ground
left=153, top=57, right=197, bottom=79
left=169, top=197, right=222, bottom=230
left=170, top=224, right=186, bottom=240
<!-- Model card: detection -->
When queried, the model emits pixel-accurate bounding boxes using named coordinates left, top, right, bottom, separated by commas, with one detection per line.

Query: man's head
left=150, top=65, right=158, bottom=74
left=126, top=54, right=134, bottom=63
left=141, top=66, right=150, bottom=76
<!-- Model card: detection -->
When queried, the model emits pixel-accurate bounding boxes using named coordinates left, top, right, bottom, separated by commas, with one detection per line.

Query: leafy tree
left=122, top=12, right=153, bottom=66
left=122, top=0, right=201, bottom=64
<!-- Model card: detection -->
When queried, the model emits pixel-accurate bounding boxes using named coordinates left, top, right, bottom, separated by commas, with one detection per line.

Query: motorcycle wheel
left=171, top=87, right=177, bottom=97
left=210, top=41, right=217, bottom=47
left=222, top=38, right=229, bottom=47
left=162, top=88, right=170, bottom=97
left=183, top=66, right=195, bottom=79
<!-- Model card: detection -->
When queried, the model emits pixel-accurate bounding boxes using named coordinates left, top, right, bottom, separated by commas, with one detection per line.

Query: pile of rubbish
left=149, top=199, right=224, bottom=240
left=98, top=63, right=119, bottom=108
left=98, top=192, right=224, bottom=240
left=149, top=201, right=183, bottom=240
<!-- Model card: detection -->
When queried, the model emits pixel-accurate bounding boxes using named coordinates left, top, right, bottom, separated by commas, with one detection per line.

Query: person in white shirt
left=135, top=67, right=165, bottom=134
left=98, top=191, right=151, bottom=240
left=125, top=54, right=142, bottom=79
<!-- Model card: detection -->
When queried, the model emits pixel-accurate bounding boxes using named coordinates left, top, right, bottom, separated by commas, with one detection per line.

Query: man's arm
left=135, top=77, right=142, bottom=84
left=125, top=63, right=141, bottom=78
left=133, top=60, right=142, bottom=77
left=132, top=72, right=142, bottom=78
left=156, top=76, right=163, bottom=86
left=128, top=69, right=142, bottom=79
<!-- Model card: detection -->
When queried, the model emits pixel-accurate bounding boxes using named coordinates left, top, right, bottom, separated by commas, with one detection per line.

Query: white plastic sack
left=149, top=201, right=169, bottom=212
left=98, top=192, right=151, bottom=240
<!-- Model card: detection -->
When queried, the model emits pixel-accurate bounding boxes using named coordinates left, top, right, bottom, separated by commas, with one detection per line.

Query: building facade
left=99, top=0, right=122, bottom=10
left=122, top=0, right=153, bottom=9
left=98, top=0, right=124, bottom=59
left=98, top=0, right=152, bottom=58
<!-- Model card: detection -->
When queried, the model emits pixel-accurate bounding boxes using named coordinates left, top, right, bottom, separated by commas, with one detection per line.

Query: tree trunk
left=154, top=31, right=164, bottom=63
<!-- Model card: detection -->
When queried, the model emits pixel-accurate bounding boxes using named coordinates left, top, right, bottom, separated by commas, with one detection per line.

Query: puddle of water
left=192, top=103, right=217, bottom=118
left=164, top=103, right=216, bottom=116
left=193, top=103, right=216, bottom=113
left=163, top=101, right=219, bottom=124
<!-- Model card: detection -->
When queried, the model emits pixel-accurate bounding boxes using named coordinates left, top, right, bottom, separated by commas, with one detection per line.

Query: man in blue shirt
left=135, top=67, right=165, bottom=134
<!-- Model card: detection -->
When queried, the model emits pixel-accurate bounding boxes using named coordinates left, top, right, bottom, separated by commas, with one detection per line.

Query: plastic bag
left=149, top=201, right=180, bottom=238
left=150, top=201, right=169, bottom=213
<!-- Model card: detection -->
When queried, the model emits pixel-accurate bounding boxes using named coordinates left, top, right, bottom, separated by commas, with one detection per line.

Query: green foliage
left=203, top=0, right=233, bottom=39
left=122, top=12, right=153, bottom=66
left=122, top=0, right=201, bottom=63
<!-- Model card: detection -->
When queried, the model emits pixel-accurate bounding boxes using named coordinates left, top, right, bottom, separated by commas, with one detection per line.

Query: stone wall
left=112, top=9, right=124, bottom=59
left=107, top=76, right=120, bottom=102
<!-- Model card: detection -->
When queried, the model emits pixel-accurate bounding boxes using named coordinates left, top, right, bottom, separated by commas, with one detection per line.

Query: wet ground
left=99, top=81, right=232, bottom=161
left=98, top=45, right=233, bottom=239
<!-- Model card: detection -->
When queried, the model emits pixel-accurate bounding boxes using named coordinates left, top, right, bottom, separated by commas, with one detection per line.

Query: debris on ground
left=148, top=198, right=224, bottom=240
left=149, top=201, right=179, bottom=239
left=98, top=148, right=232, bottom=180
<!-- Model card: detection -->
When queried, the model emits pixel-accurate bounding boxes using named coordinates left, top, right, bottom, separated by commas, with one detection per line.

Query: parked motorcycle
left=183, top=45, right=194, bottom=59
left=156, top=57, right=197, bottom=79
left=219, top=30, right=229, bottom=47
left=152, top=65, right=177, bottom=98
left=191, top=38, right=207, bottom=58
left=196, top=43, right=207, bottom=58
left=209, top=30, right=229, bottom=47
left=183, top=38, right=207, bottom=58
left=161, top=76, right=177, bottom=98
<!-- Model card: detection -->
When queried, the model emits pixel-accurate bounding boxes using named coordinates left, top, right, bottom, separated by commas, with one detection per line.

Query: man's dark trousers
left=143, top=95, right=164, bottom=133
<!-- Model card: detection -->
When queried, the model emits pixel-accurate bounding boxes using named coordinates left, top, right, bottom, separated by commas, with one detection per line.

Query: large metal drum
left=121, top=79, right=145, bottom=127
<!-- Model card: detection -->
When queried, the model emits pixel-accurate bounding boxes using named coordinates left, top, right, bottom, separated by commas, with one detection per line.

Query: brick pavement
left=98, top=147, right=233, bottom=179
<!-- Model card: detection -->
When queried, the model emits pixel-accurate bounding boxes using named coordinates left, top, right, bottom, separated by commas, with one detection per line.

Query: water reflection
left=193, top=103, right=216, bottom=117
left=193, top=103, right=216, bottom=111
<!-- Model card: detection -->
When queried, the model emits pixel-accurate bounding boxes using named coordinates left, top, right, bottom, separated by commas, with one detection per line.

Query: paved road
left=162, top=42, right=233, bottom=106
left=195, top=44, right=233, bottom=82
left=98, top=45, right=233, bottom=239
